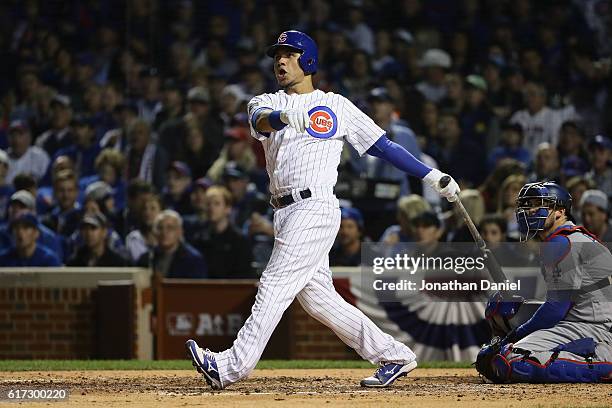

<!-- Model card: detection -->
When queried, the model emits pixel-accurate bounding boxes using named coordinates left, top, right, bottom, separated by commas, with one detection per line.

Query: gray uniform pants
left=510, top=321, right=612, bottom=363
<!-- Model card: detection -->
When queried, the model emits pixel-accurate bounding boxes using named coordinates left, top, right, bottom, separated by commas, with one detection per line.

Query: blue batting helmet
left=515, top=181, right=572, bottom=241
left=266, top=30, right=318, bottom=75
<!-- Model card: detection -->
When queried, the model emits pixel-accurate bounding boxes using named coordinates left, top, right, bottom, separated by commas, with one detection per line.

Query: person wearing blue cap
left=67, top=212, right=130, bottom=267
left=0, top=212, right=61, bottom=267
left=586, top=135, right=612, bottom=198
left=0, top=190, right=64, bottom=260
left=330, top=207, right=365, bottom=266
left=182, top=178, right=211, bottom=244
left=163, top=161, right=193, bottom=214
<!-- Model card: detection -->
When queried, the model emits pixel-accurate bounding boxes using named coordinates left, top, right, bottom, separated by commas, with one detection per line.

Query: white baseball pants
left=214, top=193, right=416, bottom=386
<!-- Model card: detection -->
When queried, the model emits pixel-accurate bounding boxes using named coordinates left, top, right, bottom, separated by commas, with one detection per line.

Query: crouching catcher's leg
left=476, top=337, right=612, bottom=383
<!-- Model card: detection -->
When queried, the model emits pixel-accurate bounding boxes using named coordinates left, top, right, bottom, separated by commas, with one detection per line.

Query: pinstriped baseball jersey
left=248, top=89, right=384, bottom=196
left=208, top=88, right=416, bottom=388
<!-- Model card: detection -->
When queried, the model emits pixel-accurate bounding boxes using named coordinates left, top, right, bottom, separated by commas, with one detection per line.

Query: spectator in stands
left=340, top=50, right=372, bottom=101
left=80, top=149, right=127, bottom=212
left=586, top=135, right=612, bottom=198
left=479, top=158, right=526, bottom=212
left=219, top=161, right=274, bottom=269
left=371, top=29, right=394, bottom=75
left=558, top=121, right=588, bottom=164
left=480, top=214, right=508, bottom=246
left=580, top=190, right=612, bottom=243
left=180, top=118, right=217, bottom=179
left=136, top=67, right=162, bottom=124
left=496, top=174, right=527, bottom=241
left=12, top=173, right=49, bottom=215
left=153, top=81, right=184, bottom=130
left=412, top=211, right=450, bottom=257
left=219, top=84, right=248, bottom=128
left=220, top=162, right=268, bottom=230
left=0, top=190, right=63, bottom=259
left=126, top=193, right=162, bottom=262
left=330, top=207, right=365, bottom=267
left=566, top=176, right=596, bottom=224
left=439, top=73, right=464, bottom=115
left=352, top=87, right=421, bottom=196
left=460, top=75, right=495, bottom=147
left=528, top=143, right=560, bottom=182
left=479, top=213, right=530, bottom=265
left=67, top=212, right=130, bottom=267
left=99, top=101, right=138, bottom=151
left=38, top=154, right=75, bottom=198
left=483, top=59, right=509, bottom=120
left=55, top=115, right=100, bottom=178
left=125, top=119, right=168, bottom=192
left=509, top=82, right=578, bottom=152
left=117, top=180, right=156, bottom=238
left=380, top=194, right=431, bottom=246
left=163, top=161, right=193, bottom=214
left=183, top=178, right=210, bottom=244
left=42, top=169, right=81, bottom=237
left=488, top=122, right=530, bottom=171
left=207, top=126, right=255, bottom=183
left=35, top=94, right=74, bottom=157
left=446, top=189, right=485, bottom=242
left=159, top=86, right=223, bottom=161
left=416, top=49, right=452, bottom=103
left=194, top=186, right=253, bottom=278
left=66, top=181, right=124, bottom=260
left=6, top=120, right=50, bottom=184
left=435, top=111, right=485, bottom=187
left=418, top=101, right=439, bottom=143
left=0, top=213, right=61, bottom=267
left=0, top=150, right=12, bottom=218
left=138, top=209, right=207, bottom=278
left=345, top=1, right=375, bottom=55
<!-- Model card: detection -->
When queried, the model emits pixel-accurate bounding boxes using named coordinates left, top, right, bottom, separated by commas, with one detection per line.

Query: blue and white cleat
left=360, top=361, right=417, bottom=388
left=185, top=339, right=223, bottom=390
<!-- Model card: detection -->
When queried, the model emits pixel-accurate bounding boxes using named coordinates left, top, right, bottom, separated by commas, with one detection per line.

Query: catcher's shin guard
left=491, top=340, right=612, bottom=383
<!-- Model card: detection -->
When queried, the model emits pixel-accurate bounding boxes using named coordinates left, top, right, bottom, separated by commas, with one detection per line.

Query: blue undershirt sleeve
left=366, top=134, right=432, bottom=179
left=513, top=298, right=572, bottom=340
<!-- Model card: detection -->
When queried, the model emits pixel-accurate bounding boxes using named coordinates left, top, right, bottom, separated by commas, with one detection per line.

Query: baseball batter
left=477, top=182, right=612, bottom=383
left=186, top=30, right=460, bottom=389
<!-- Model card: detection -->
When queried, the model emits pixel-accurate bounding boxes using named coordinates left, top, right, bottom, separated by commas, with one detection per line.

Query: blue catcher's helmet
left=515, top=181, right=572, bottom=241
left=266, top=31, right=318, bottom=75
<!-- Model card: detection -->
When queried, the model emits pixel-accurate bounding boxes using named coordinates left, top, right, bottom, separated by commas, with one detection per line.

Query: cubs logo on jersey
left=306, top=106, right=337, bottom=139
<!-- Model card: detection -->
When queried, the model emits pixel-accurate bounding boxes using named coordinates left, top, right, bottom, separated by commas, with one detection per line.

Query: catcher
left=476, top=181, right=612, bottom=383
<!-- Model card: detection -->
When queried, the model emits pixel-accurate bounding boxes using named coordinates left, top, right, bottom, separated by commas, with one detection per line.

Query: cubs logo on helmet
left=306, top=106, right=337, bottom=139
left=278, top=33, right=287, bottom=43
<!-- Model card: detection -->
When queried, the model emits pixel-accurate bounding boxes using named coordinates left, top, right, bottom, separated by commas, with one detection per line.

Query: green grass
left=0, top=360, right=472, bottom=371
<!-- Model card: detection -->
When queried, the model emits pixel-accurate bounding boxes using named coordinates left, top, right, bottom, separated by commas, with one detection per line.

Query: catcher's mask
left=515, top=181, right=572, bottom=242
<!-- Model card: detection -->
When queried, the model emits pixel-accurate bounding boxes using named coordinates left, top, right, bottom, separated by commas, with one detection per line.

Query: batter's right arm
left=251, top=108, right=310, bottom=133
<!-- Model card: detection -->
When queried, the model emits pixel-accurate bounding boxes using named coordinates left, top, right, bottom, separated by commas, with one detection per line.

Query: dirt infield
left=0, top=369, right=610, bottom=408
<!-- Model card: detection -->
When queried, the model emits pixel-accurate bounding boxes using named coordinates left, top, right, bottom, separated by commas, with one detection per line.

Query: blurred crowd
left=0, top=0, right=611, bottom=274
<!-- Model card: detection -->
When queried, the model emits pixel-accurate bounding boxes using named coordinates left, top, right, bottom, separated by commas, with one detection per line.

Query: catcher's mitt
left=474, top=336, right=505, bottom=383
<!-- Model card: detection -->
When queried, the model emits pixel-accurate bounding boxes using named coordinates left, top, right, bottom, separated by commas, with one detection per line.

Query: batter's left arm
left=366, top=134, right=460, bottom=201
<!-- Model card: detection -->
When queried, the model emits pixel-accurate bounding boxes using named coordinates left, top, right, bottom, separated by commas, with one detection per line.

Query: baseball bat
left=439, top=176, right=509, bottom=283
